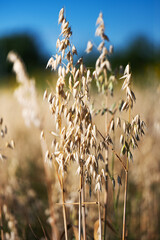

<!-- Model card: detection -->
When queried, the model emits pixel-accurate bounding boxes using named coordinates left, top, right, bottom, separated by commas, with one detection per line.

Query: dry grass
left=0, top=8, right=159, bottom=240
left=0, top=87, right=159, bottom=239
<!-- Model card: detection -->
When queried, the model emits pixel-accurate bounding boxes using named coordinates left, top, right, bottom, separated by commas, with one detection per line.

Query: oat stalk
left=98, top=191, right=102, bottom=240
left=122, top=88, right=131, bottom=240
left=79, top=173, right=82, bottom=240
left=82, top=173, right=86, bottom=240
left=61, top=172, right=68, bottom=240
left=122, top=169, right=128, bottom=240
left=104, top=68, right=109, bottom=240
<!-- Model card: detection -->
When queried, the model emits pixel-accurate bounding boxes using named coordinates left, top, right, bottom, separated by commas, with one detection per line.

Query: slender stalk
left=122, top=170, right=128, bottom=240
left=104, top=161, right=108, bottom=240
left=98, top=191, right=102, bottom=240
left=111, top=114, right=116, bottom=210
left=104, top=68, right=109, bottom=240
left=122, top=101, right=131, bottom=240
left=79, top=173, right=82, bottom=240
left=97, top=129, right=127, bottom=172
left=61, top=172, right=68, bottom=240
left=58, top=95, right=68, bottom=240
left=56, top=201, right=98, bottom=206
left=111, top=114, right=115, bottom=181
left=82, top=179, right=86, bottom=240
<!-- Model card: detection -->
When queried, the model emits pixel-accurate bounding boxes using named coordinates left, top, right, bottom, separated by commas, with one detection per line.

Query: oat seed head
left=8, top=51, right=41, bottom=128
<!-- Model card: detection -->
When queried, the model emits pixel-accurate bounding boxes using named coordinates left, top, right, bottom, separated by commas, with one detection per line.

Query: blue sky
left=0, top=0, right=160, bottom=54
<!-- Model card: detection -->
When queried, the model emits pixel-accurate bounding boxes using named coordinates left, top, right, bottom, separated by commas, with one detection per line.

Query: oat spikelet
left=86, top=41, right=93, bottom=53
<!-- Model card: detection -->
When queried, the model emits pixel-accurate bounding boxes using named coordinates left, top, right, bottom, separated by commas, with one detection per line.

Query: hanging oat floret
left=120, top=64, right=136, bottom=111
left=95, top=12, right=109, bottom=41
left=86, top=41, right=93, bottom=53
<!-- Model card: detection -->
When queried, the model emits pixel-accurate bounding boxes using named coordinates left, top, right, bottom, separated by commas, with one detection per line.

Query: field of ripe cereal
left=0, top=7, right=160, bottom=240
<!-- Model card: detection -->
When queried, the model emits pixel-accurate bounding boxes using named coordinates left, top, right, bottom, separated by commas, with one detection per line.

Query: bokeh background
left=0, top=0, right=160, bottom=239
left=1, top=0, right=160, bottom=87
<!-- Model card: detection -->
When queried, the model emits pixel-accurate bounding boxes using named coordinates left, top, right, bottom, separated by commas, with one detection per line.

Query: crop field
left=0, top=7, right=160, bottom=240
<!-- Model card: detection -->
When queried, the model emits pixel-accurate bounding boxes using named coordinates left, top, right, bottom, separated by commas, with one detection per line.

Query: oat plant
left=7, top=8, right=146, bottom=240
left=119, top=65, right=145, bottom=239
left=86, top=12, right=145, bottom=240
left=45, top=8, right=112, bottom=240
left=86, top=12, right=118, bottom=239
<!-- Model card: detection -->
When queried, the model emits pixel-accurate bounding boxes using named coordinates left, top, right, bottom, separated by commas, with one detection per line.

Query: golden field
left=0, top=84, right=159, bottom=240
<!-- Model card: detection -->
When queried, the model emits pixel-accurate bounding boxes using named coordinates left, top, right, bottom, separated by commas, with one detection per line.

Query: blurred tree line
left=0, top=34, right=46, bottom=74
left=0, top=33, right=160, bottom=87
left=111, top=36, right=160, bottom=86
left=0, top=33, right=49, bottom=87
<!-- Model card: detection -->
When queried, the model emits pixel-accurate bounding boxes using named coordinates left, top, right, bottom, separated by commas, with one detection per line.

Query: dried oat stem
left=60, top=100, right=68, bottom=240
left=111, top=117, right=116, bottom=192
left=56, top=202, right=98, bottom=206
left=61, top=171, right=68, bottom=240
left=104, top=68, right=109, bottom=240
left=82, top=177, right=86, bottom=240
left=79, top=172, right=82, bottom=240
left=54, top=88, right=68, bottom=240
left=98, top=191, right=102, bottom=240
left=109, top=145, right=127, bottom=173
left=122, top=169, right=128, bottom=240
left=97, top=129, right=127, bottom=172
left=122, top=101, right=131, bottom=240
